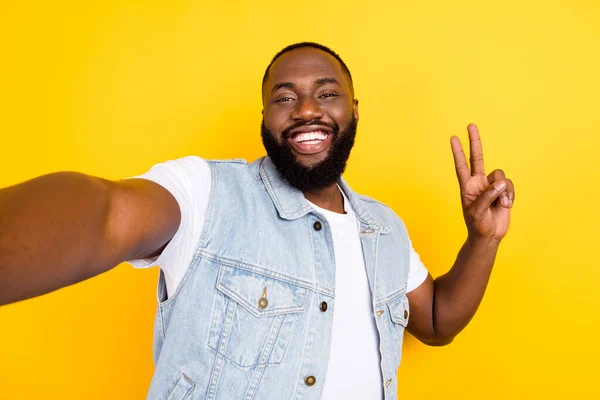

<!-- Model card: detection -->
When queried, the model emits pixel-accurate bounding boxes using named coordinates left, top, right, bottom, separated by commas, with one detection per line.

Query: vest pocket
left=208, top=265, right=309, bottom=367
left=387, top=293, right=410, bottom=328
left=166, top=373, right=195, bottom=400
left=385, top=293, right=410, bottom=366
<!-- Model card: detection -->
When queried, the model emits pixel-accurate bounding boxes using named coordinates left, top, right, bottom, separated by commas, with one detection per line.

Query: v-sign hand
left=450, top=124, right=515, bottom=241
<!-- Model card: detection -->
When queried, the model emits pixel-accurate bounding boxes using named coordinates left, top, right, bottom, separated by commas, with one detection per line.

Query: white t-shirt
left=128, top=156, right=429, bottom=399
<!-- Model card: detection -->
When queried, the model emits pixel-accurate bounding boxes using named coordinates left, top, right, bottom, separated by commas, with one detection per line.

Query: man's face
left=261, top=47, right=359, bottom=191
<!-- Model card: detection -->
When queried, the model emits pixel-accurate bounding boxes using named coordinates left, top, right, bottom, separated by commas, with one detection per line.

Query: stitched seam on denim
left=205, top=351, right=226, bottom=400
left=274, top=313, right=302, bottom=365
left=207, top=158, right=248, bottom=164
left=357, top=193, right=394, bottom=209
left=201, top=251, right=335, bottom=297
left=207, top=287, right=225, bottom=353
left=311, top=286, right=333, bottom=297
left=158, top=306, right=166, bottom=339
left=218, top=299, right=236, bottom=356
left=375, top=289, right=407, bottom=308
left=199, top=159, right=218, bottom=250
left=318, top=291, right=335, bottom=398
left=259, top=159, right=285, bottom=217
left=354, top=213, right=380, bottom=228
left=293, top=297, right=316, bottom=400
left=207, top=299, right=245, bottom=383
left=181, top=374, right=196, bottom=400
left=197, top=250, right=314, bottom=290
left=261, top=315, right=284, bottom=365
left=166, top=373, right=195, bottom=400
left=372, top=229, right=382, bottom=308
left=243, top=315, right=284, bottom=398
left=244, top=364, right=267, bottom=400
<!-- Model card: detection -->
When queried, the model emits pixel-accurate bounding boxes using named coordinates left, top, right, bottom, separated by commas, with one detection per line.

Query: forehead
left=266, top=47, right=350, bottom=90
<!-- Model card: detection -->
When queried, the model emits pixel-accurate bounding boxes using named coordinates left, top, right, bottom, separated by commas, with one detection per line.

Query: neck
left=303, top=183, right=345, bottom=214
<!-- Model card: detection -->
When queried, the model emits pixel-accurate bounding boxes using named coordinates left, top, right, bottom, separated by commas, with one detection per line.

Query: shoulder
left=205, top=158, right=262, bottom=184
left=140, top=156, right=251, bottom=182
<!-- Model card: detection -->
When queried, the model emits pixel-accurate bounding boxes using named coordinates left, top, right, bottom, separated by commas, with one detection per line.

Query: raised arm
left=406, top=124, right=515, bottom=345
left=0, top=172, right=180, bottom=306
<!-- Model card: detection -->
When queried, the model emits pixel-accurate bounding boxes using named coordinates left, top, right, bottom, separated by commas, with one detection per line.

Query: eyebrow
left=270, top=77, right=341, bottom=94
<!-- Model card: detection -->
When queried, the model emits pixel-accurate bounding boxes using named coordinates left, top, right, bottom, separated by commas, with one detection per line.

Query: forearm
left=0, top=172, right=118, bottom=305
left=432, top=236, right=500, bottom=340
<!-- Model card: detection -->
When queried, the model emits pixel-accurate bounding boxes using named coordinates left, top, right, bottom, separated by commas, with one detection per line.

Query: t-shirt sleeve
left=406, top=238, right=429, bottom=293
left=125, top=156, right=211, bottom=297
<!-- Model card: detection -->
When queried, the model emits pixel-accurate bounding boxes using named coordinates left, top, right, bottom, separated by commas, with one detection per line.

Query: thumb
left=471, top=180, right=506, bottom=219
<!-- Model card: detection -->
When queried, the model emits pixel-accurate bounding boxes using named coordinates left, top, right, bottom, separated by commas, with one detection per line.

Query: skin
left=0, top=174, right=179, bottom=305
left=0, top=46, right=515, bottom=348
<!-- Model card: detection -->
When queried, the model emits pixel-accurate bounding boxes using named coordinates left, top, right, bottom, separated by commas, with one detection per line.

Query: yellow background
left=1, top=1, right=599, bottom=399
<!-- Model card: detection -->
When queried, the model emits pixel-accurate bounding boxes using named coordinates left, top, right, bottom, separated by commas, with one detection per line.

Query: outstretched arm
left=0, top=172, right=180, bottom=306
left=406, top=124, right=515, bottom=345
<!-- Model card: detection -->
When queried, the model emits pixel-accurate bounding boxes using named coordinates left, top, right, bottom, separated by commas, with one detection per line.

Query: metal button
left=404, top=310, right=408, bottom=319
left=385, top=378, right=392, bottom=388
left=376, top=309, right=385, bottom=317
left=258, top=298, right=268, bottom=309
left=305, top=375, right=316, bottom=386
left=313, top=221, right=322, bottom=231
left=258, top=286, right=268, bottom=309
left=319, top=301, right=328, bottom=312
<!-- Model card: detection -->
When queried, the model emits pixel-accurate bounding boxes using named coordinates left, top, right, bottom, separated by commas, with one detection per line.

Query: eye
left=275, top=97, right=294, bottom=103
left=319, top=93, right=339, bottom=99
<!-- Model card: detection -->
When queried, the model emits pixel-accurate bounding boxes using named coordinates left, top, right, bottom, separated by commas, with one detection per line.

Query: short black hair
left=262, top=42, right=354, bottom=96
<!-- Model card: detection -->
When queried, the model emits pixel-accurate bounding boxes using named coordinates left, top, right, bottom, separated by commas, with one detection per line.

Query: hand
left=450, top=124, right=515, bottom=242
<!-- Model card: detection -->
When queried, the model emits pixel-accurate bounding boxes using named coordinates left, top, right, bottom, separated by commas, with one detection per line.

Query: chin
left=295, top=153, right=328, bottom=169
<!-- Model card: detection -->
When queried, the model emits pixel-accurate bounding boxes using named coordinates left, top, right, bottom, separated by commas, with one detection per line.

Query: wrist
left=466, top=235, right=501, bottom=250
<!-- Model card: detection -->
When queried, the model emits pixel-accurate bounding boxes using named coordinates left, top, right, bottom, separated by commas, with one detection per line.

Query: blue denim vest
left=147, top=157, right=411, bottom=400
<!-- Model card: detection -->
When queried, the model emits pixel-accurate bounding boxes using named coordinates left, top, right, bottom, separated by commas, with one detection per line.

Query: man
left=0, top=42, right=514, bottom=399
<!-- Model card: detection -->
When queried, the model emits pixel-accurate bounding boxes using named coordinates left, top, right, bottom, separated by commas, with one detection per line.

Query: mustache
left=281, top=120, right=339, bottom=139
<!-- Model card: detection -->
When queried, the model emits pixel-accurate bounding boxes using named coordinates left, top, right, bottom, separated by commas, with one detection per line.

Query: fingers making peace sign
left=450, top=124, right=515, bottom=241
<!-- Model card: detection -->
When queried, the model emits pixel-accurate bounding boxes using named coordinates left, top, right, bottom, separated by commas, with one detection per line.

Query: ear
left=353, top=99, right=359, bottom=121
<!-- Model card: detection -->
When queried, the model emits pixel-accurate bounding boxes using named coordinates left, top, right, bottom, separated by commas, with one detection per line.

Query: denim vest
left=147, top=157, right=411, bottom=400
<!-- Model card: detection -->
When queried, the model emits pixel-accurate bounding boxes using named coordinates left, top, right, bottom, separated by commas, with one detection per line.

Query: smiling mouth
left=287, top=130, right=333, bottom=155
left=291, top=130, right=329, bottom=144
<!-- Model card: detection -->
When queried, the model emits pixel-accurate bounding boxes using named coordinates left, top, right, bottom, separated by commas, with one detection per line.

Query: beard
left=261, top=116, right=357, bottom=192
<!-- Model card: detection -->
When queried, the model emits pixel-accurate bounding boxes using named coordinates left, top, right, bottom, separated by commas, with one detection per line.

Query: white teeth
left=292, top=131, right=328, bottom=143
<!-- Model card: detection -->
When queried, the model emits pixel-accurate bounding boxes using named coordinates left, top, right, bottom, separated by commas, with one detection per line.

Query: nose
left=291, top=96, right=324, bottom=122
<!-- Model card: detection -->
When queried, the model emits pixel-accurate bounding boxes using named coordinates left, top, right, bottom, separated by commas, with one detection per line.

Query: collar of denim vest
left=257, top=156, right=383, bottom=229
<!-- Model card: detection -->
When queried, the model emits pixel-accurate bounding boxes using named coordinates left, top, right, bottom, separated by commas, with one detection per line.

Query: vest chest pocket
left=208, top=265, right=309, bottom=368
